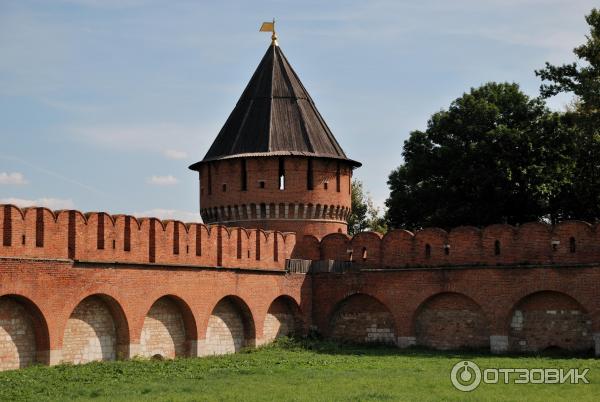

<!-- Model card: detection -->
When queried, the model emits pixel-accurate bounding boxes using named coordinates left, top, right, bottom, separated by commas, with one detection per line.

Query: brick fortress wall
left=0, top=204, right=295, bottom=270
left=299, top=221, right=600, bottom=355
left=2, top=203, right=600, bottom=371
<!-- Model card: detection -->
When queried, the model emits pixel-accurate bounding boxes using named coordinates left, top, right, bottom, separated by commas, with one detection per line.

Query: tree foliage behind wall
left=536, top=8, right=600, bottom=222
left=386, top=9, right=600, bottom=230
left=348, top=180, right=386, bottom=236
left=386, top=82, right=574, bottom=229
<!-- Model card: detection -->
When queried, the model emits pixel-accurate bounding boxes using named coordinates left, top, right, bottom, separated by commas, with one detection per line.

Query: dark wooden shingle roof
left=189, top=43, right=360, bottom=170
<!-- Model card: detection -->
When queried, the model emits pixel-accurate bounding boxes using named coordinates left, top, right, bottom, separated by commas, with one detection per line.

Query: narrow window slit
left=278, top=157, right=285, bottom=190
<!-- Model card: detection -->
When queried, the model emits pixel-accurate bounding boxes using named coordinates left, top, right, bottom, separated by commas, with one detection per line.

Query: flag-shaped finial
left=260, top=18, right=277, bottom=46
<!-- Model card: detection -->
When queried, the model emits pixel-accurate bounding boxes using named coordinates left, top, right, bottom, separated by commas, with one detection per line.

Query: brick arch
left=61, top=294, right=129, bottom=364
left=139, top=295, right=196, bottom=359
left=0, top=294, right=50, bottom=370
left=413, top=292, right=490, bottom=350
left=263, top=295, right=303, bottom=342
left=507, top=290, right=594, bottom=353
left=203, top=295, right=256, bottom=355
left=328, top=293, right=396, bottom=344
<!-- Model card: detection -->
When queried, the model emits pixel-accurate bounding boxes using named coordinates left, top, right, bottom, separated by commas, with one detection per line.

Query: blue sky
left=0, top=0, right=596, bottom=221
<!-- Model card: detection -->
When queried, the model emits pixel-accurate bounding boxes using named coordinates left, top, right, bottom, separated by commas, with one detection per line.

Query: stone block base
left=490, top=335, right=509, bottom=354
left=397, top=336, right=416, bottom=348
left=44, top=349, right=63, bottom=366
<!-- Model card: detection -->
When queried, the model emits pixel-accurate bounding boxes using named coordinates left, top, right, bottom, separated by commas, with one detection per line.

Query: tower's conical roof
left=189, top=43, right=360, bottom=170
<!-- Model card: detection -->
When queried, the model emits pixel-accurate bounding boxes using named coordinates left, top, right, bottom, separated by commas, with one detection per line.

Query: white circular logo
left=451, top=360, right=482, bottom=392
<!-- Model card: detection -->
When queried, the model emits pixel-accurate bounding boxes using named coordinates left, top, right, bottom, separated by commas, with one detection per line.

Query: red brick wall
left=0, top=258, right=309, bottom=370
left=414, top=292, right=490, bottom=350
left=312, top=267, right=600, bottom=352
left=0, top=204, right=294, bottom=270
left=197, top=157, right=353, bottom=238
left=328, top=293, right=396, bottom=344
left=310, top=220, right=600, bottom=268
left=509, top=291, right=593, bottom=353
left=2, top=203, right=600, bottom=369
left=290, top=235, right=321, bottom=260
left=1, top=254, right=600, bottom=366
left=5, top=204, right=598, bottom=270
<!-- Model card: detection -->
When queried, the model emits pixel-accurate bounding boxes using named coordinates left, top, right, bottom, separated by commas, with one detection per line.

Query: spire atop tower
left=259, top=19, right=278, bottom=46
left=189, top=39, right=361, bottom=170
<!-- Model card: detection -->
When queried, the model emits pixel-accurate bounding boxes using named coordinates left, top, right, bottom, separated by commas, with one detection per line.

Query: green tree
left=348, top=180, right=386, bottom=236
left=385, top=82, right=575, bottom=230
left=536, top=8, right=600, bottom=221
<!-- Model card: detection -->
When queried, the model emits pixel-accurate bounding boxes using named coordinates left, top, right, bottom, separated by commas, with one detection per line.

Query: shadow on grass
left=257, top=336, right=597, bottom=361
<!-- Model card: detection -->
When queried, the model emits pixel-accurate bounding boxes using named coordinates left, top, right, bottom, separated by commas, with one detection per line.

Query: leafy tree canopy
left=536, top=8, right=600, bottom=221
left=385, top=82, right=575, bottom=230
left=537, top=9, right=600, bottom=115
left=348, top=180, right=386, bottom=236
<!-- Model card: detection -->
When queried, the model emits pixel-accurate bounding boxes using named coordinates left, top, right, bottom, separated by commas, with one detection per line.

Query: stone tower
left=189, top=39, right=361, bottom=238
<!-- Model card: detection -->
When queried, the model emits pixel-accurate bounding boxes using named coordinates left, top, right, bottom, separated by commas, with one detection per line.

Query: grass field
left=0, top=339, right=598, bottom=401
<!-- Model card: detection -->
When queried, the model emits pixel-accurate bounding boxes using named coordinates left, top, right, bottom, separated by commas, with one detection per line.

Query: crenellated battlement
left=4, top=203, right=599, bottom=270
left=295, top=220, right=600, bottom=269
left=0, top=204, right=295, bottom=270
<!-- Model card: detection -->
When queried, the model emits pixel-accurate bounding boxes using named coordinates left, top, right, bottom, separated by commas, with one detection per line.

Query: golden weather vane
left=259, top=18, right=278, bottom=46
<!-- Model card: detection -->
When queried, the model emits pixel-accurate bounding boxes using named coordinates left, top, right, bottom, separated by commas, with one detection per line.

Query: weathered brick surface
left=139, top=297, right=187, bottom=359
left=509, top=291, right=593, bottom=352
left=0, top=297, right=36, bottom=370
left=329, top=294, right=396, bottom=344
left=62, top=296, right=116, bottom=364
left=414, top=292, right=490, bottom=350
left=312, top=267, right=600, bottom=352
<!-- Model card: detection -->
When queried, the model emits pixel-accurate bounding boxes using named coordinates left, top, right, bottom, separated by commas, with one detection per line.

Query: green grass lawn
left=0, top=339, right=598, bottom=401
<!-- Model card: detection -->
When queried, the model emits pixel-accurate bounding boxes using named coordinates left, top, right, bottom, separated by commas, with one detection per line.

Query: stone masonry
left=61, top=297, right=116, bottom=364
left=0, top=298, right=36, bottom=370
left=139, top=297, right=187, bottom=359
left=204, top=298, right=246, bottom=355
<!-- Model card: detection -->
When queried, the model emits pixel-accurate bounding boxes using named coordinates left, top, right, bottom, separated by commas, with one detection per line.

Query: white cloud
left=0, top=155, right=106, bottom=196
left=0, top=172, right=28, bottom=185
left=164, top=149, right=188, bottom=160
left=147, top=175, right=179, bottom=185
left=0, top=197, right=75, bottom=210
left=133, top=208, right=201, bottom=223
